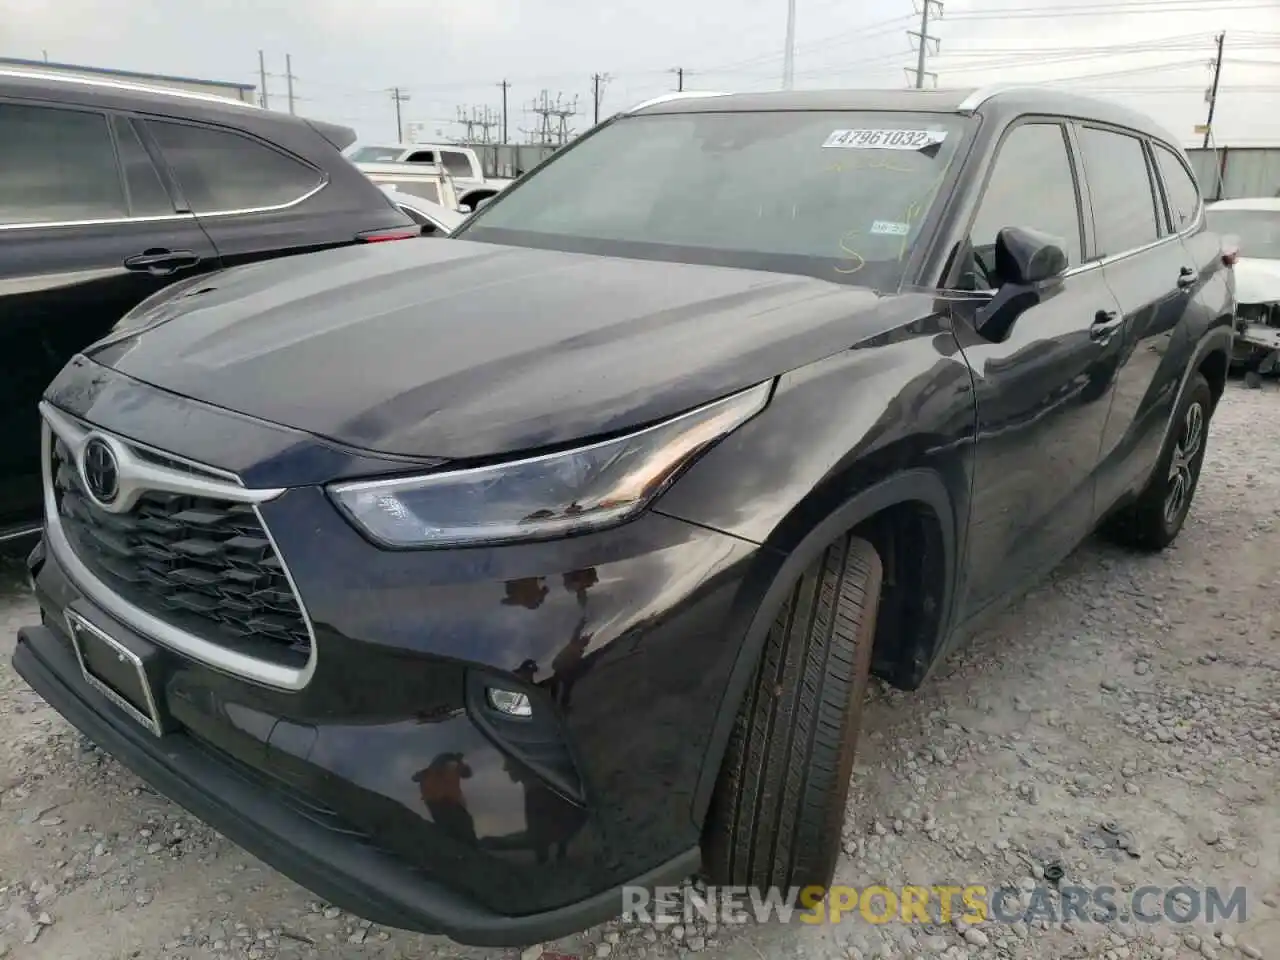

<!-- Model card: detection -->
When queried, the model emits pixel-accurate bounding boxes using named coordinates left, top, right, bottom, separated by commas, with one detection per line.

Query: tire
left=703, top=535, right=883, bottom=893
left=1102, top=372, right=1213, bottom=552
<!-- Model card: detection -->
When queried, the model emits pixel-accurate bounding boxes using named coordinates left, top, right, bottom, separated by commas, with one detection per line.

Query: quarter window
left=1153, top=142, right=1201, bottom=232
left=110, top=116, right=173, bottom=217
left=966, top=122, right=1083, bottom=280
left=1076, top=126, right=1161, bottom=256
left=0, top=103, right=127, bottom=225
left=144, top=120, right=323, bottom=213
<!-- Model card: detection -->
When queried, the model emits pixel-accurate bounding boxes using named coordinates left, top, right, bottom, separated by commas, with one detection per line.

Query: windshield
left=349, top=145, right=405, bottom=162
left=1205, top=208, right=1280, bottom=260
left=456, top=110, right=969, bottom=288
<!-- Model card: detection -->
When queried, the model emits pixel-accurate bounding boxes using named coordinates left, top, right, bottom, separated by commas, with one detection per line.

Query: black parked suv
left=0, top=68, right=419, bottom=545
left=13, top=86, right=1234, bottom=945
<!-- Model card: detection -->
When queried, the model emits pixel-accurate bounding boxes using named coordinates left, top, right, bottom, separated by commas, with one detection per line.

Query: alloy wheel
left=1164, top=400, right=1204, bottom=526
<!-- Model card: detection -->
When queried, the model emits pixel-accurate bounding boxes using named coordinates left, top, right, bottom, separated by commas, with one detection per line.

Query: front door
left=947, top=119, right=1124, bottom=619
left=0, top=102, right=219, bottom=535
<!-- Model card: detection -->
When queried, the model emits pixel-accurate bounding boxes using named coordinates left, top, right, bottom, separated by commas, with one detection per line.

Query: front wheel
left=1102, top=372, right=1212, bottom=551
left=702, top=535, right=883, bottom=892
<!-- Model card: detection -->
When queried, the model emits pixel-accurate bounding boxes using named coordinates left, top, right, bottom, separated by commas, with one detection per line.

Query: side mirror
left=995, top=225, right=1068, bottom=286
left=973, top=226, right=1068, bottom=343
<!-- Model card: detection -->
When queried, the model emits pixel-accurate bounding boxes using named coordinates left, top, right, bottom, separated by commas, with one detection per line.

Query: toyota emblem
left=82, top=438, right=120, bottom=505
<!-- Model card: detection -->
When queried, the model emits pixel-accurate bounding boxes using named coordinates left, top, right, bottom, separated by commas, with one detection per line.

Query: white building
left=0, top=56, right=256, bottom=103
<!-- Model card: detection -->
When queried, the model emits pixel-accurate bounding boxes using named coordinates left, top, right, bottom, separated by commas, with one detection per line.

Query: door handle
left=124, top=249, right=200, bottom=276
left=1090, top=309, right=1122, bottom=341
left=1176, top=266, right=1197, bottom=290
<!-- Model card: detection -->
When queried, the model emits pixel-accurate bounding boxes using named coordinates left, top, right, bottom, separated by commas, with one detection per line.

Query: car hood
left=1234, top=257, right=1280, bottom=306
left=87, top=239, right=913, bottom=459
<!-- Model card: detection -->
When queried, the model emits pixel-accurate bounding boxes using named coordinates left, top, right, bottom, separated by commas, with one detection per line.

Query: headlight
left=329, top=380, right=772, bottom=548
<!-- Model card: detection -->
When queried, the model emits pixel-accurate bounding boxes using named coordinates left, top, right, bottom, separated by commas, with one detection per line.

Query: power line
left=948, top=0, right=1274, bottom=19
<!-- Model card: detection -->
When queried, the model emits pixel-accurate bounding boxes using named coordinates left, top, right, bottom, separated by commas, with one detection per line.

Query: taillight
left=355, top=226, right=420, bottom=243
left=1222, top=249, right=1239, bottom=267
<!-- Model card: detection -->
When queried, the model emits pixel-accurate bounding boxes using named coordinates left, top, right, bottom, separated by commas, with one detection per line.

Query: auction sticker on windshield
left=823, top=129, right=948, bottom=150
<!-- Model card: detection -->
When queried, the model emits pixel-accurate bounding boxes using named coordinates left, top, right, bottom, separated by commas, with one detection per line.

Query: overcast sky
left=4, top=0, right=1278, bottom=147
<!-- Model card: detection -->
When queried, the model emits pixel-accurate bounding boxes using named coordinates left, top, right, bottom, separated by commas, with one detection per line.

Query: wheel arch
left=691, top=467, right=958, bottom=824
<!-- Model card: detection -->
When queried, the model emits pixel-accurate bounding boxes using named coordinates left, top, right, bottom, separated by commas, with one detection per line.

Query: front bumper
left=13, top=621, right=698, bottom=944
left=14, top=404, right=761, bottom=943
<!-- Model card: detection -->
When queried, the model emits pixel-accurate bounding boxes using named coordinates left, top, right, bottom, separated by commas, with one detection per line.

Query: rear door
left=0, top=101, right=218, bottom=534
left=138, top=118, right=355, bottom=270
left=1075, top=124, right=1199, bottom=518
left=951, top=119, right=1125, bottom=618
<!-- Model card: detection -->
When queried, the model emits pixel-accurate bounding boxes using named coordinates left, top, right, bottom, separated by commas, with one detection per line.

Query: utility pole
left=672, top=66, right=685, bottom=91
left=1202, top=31, right=1225, bottom=149
left=591, top=73, right=611, bottom=124
left=285, top=54, right=296, bottom=115
left=782, top=0, right=797, bottom=89
left=908, top=0, right=943, bottom=89
left=390, top=87, right=410, bottom=142
left=258, top=50, right=269, bottom=109
left=499, top=79, right=510, bottom=143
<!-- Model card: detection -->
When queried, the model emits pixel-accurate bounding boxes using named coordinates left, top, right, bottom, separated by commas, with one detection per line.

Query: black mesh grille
left=51, top=435, right=311, bottom=668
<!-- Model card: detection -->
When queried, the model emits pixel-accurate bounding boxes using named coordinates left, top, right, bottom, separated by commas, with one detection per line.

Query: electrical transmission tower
left=906, top=0, right=943, bottom=89
left=522, top=90, right=579, bottom=146
left=456, top=105, right=500, bottom=143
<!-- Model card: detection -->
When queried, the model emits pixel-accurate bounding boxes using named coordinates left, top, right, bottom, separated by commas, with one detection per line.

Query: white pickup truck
left=345, top=142, right=511, bottom=211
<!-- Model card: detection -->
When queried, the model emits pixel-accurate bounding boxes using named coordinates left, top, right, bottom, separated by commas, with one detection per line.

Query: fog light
left=487, top=687, right=532, bottom=718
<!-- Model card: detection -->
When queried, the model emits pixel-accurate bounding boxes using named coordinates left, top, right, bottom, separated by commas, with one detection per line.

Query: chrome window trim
left=0, top=170, right=327, bottom=232
left=0, top=68, right=261, bottom=110
left=624, top=91, right=730, bottom=114
left=40, top=403, right=317, bottom=692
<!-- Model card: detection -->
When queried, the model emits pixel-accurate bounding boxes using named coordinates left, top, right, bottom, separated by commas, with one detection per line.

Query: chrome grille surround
left=39, top=401, right=317, bottom=691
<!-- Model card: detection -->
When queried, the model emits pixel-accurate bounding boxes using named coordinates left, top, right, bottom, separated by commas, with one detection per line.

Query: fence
left=1186, top=147, right=1280, bottom=202
left=462, top=143, right=561, bottom=180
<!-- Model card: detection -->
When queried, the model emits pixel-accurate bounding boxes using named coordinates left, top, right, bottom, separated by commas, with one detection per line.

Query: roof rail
left=955, top=84, right=1042, bottom=113
left=0, top=68, right=261, bottom=110
left=624, top=91, right=730, bottom=114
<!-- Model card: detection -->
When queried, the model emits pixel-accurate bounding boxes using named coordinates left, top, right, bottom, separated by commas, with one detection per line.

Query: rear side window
left=1153, top=142, right=1201, bottom=232
left=0, top=103, right=127, bottom=225
left=1076, top=126, right=1161, bottom=257
left=397, top=182, right=441, bottom=205
left=145, top=120, right=323, bottom=214
left=968, top=122, right=1084, bottom=268
left=441, top=151, right=472, bottom=177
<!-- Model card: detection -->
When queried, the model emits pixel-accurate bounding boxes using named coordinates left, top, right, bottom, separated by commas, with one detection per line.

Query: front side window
left=145, top=120, right=323, bottom=213
left=965, top=122, right=1084, bottom=285
left=1076, top=126, right=1161, bottom=257
left=1204, top=208, right=1280, bottom=260
left=1153, top=142, right=1202, bottom=232
left=0, top=103, right=127, bottom=225
left=458, top=110, right=970, bottom=288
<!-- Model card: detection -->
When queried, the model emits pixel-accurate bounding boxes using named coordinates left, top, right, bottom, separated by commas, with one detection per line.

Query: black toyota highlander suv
left=0, top=67, right=419, bottom=548
left=12, top=86, right=1235, bottom=945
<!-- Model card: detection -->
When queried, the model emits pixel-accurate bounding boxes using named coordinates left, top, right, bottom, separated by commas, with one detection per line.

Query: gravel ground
left=2, top=381, right=1278, bottom=960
